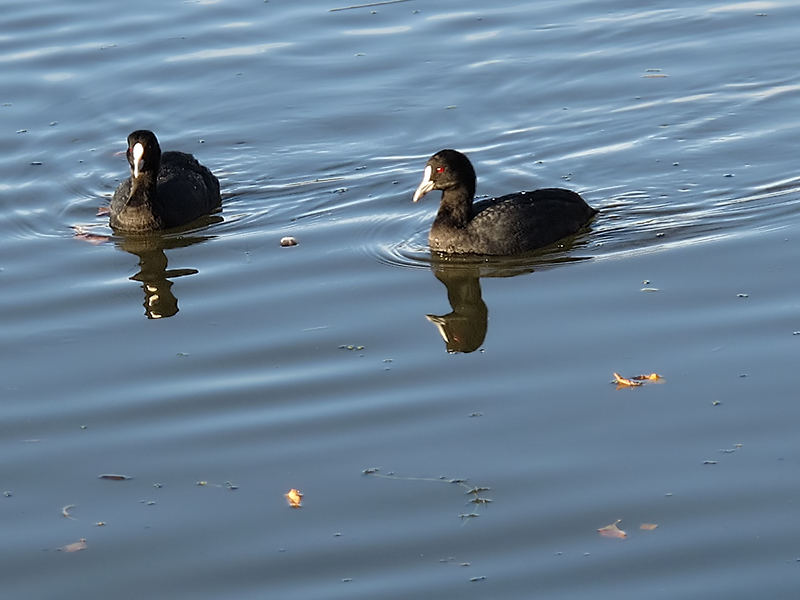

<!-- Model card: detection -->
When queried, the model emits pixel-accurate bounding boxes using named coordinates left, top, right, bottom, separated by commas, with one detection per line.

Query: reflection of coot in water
left=424, top=234, right=594, bottom=353
left=110, top=130, right=221, bottom=232
left=426, top=267, right=488, bottom=354
left=117, top=234, right=210, bottom=319
left=413, top=149, right=597, bottom=255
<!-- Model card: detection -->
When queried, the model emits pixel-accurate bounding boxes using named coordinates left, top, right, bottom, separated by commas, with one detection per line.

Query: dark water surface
left=3, top=0, right=800, bottom=598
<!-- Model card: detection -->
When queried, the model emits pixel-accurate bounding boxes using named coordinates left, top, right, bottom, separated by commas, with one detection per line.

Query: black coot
left=413, top=149, right=597, bottom=255
left=110, top=130, right=221, bottom=232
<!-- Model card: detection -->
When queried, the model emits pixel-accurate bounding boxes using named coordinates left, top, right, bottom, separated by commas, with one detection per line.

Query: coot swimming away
left=110, top=130, right=221, bottom=232
left=412, top=149, right=597, bottom=255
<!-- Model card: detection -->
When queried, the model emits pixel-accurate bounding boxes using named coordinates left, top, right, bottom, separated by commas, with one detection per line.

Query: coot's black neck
left=435, top=181, right=476, bottom=229
left=127, top=169, right=158, bottom=208
left=112, top=167, right=163, bottom=231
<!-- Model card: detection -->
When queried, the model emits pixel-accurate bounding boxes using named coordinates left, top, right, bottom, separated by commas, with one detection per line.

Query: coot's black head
left=126, top=130, right=162, bottom=179
left=412, top=149, right=477, bottom=203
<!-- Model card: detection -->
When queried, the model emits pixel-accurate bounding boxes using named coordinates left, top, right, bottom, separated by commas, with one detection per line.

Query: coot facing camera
left=110, top=130, right=221, bottom=232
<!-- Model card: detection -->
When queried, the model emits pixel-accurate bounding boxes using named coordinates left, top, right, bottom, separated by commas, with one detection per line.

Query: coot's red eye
left=436, top=166, right=445, bottom=173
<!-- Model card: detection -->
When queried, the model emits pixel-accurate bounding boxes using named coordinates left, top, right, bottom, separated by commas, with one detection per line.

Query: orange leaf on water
left=285, top=488, right=303, bottom=508
left=598, top=520, right=627, bottom=539
left=631, top=373, right=662, bottom=381
left=613, top=372, right=663, bottom=388
left=613, top=373, right=642, bottom=387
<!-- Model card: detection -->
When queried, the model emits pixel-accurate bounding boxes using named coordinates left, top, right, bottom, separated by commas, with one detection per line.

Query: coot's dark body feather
left=413, top=149, right=597, bottom=255
left=110, top=131, right=221, bottom=232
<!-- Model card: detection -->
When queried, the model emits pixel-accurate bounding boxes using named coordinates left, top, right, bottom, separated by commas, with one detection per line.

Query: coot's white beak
left=132, top=142, right=145, bottom=179
left=412, top=165, right=435, bottom=202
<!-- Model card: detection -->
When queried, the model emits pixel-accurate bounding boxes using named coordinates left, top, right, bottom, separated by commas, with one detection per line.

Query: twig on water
left=330, top=0, right=414, bottom=12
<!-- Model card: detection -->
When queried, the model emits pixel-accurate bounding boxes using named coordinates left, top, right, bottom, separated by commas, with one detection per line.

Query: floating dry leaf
left=639, top=523, right=658, bottom=530
left=72, top=225, right=109, bottom=244
left=613, top=373, right=642, bottom=387
left=62, top=505, right=76, bottom=520
left=613, top=372, right=663, bottom=388
left=598, top=520, right=627, bottom=539
left=98, top=474, right=131, bottom=481
left=285, top=488, right=303, bottom=508
left=61, top=539, right=87, bottom=553
left=631, top=373, right=661, bottom=381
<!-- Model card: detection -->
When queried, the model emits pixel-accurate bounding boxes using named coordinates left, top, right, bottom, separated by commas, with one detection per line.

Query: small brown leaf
left=98, top=474, right=131, bottom=481
left=61, top=539, right=87, bottom=553
left=598, top=520, right=627, bottom=539
left=74, top=232, right=108, bottom=245
left=285, top=488, right=303, bottom=508
left=639, top=523, right=658, bottom=530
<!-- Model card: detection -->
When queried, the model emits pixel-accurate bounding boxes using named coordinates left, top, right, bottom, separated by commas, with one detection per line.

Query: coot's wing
left=467, top=189, right=596, bottom=253
left=156, top=151, right=221, bottom=228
